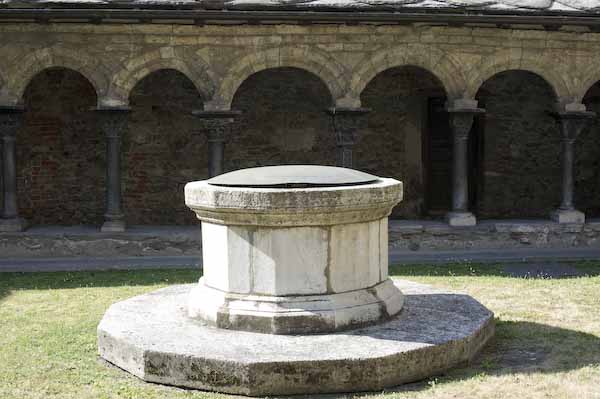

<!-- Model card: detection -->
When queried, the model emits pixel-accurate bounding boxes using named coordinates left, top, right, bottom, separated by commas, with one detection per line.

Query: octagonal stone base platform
left=98, top=280, right=494, bottom=396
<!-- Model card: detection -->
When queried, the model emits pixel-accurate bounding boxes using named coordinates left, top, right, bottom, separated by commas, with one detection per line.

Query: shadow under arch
left=227, top=66, right=336, bottom=170
left=467, top=55, right=569, bottom=101
left=217, top=46, right=344, bottom=109
left=358, top=65, right=451, bottom=220
left=473, top=69, right=561, bottom=219
left=350, top=45, right=466, bottom=104
left=575, top=82, right=600, bottom=218
left=125, top=68, right=207, bottom=225
left=18, top=66, right=103, bottom=226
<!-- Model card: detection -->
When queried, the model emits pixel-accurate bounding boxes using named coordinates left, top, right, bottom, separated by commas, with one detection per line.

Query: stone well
left=98, top=165, right=495, bottom=396
left=184, top=165, right=403, bottom=334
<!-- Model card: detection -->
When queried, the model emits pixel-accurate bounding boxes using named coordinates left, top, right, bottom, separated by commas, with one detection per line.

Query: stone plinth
left=97, top=280, right=495, bottom=396
left=184, top=166, right=403, bottom=334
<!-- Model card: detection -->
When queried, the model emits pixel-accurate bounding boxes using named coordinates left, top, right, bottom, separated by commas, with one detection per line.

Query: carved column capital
left=192, top=110, right=241, bottom=142
left=0, top=106, right=25, bottom=141
left=447, top=107, right=485, bottom=140
left=192, top=109, right=242, bottom=178
left=552, top=111, right=596, bottom=143
left=95, top=106, right=130, bottom=139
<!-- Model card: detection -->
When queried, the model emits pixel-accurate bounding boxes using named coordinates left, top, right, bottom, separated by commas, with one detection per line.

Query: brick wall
left=17, top=68, right=104, bottom=225
left=475, top=70, right=562, bottom=218
left=125, top=69, right=206, bottom=225
left=227, top=67, right=336, bottom=170
left=359, top=66, right=446, bottom=218
left=579, top=84, right=600, bottom=218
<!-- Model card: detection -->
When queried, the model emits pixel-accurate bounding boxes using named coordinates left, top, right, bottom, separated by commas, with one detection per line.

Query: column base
left=446, top=211, right=477, bottom=227
left=0, top=217, right=27, bottom=232
left=550, top=209, right=585, bottom=224
left=101, top=219, right=126, bottom=233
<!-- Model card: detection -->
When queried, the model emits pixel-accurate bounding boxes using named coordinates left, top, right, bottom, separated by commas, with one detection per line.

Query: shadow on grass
left=0, top=269, right=201, bottom=303
left=390, top=262, right=600, bottom=278
left=383, top=319, right=600, bottom=395
left=283, top=319, right=600, bottom=399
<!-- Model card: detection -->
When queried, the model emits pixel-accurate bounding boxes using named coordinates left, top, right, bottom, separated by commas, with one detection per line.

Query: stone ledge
left=389, top=219, right=600, bottom=251
left=97, top=280, right=494, bottom=396
left=0, top=225, right=201, bottom=258
left=4, top=219, right=600, bottom=259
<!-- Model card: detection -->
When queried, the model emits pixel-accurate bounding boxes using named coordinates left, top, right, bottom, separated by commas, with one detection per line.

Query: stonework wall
left=2, top=23, right=600, bottom=226
left=475, top=70, right=562, bottom=218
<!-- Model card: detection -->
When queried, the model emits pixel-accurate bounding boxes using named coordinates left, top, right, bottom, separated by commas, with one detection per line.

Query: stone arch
left=6, top=47, right=109, bottom=105
left=574, top=59, right=600, bottom=103
left=466, top=52, right=570, bottom=100
left=110, top=47, right=216, bottom=107
left=350, top=45, right=466, bottom=104
left=215, top=46, right=346, bottom=109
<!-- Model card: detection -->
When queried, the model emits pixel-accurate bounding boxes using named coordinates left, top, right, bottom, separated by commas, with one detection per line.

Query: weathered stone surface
left=188, top=277, right=404, bottom=334
left=446, top=211, right=477, bottom=227
left=0, top=217, right=27, bottom=232
left=550, top=209, right=586, bottom=224
left=390, top=219, right=600, bottom=250
left=98, top=280, right=495, bottom=396
left=185, top=177, right=402, bottom=226
left=5, top=218, right=600, bottom=259
left=0, top=226, right=201, bottom=258
left=186, top=169, right=403, bottom=333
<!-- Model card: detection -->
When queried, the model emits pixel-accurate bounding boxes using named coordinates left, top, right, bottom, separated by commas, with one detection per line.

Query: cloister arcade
left=2, top=23, right=600, bottom=233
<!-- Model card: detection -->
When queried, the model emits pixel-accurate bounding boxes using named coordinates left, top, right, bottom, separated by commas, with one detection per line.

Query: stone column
left=0, top=106, right=27, bottom=232
left=327, top=107, right=370, bottom=168
left=192, top=110, right=241, bottom=178
left=550, top=110, right=595, bottom=224
left=96, top=107, right=129, bottom=232
left=446, top=102, right=485, bottom=227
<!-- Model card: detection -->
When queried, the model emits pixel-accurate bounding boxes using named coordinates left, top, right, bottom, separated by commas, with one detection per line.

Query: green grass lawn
left=1, top=263, right=599, bottom=399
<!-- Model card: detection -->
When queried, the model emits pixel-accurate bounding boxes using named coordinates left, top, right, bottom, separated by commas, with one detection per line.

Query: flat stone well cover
left=207, top=165, right=378, bottom=188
